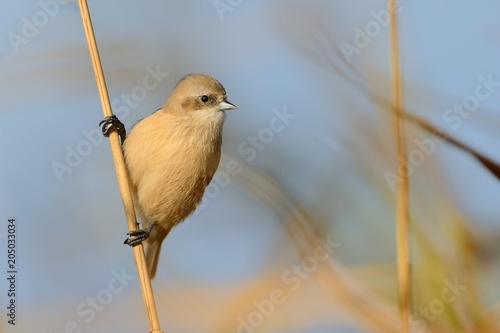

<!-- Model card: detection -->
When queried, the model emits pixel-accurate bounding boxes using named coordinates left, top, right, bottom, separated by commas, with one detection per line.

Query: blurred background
left=1, top=1, right=500, bottom=332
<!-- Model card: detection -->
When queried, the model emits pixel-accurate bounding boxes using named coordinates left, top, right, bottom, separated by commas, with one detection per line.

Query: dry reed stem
left=399, top=111, right=500, bottom=180
left=387, top=1, right=411, bottom=332
left=77, top=1, right=163, bottom=332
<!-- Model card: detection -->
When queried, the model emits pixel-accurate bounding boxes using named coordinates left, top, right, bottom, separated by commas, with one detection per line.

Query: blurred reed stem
left=387, top=1, right=411, bottom=332
left=231, top=158, right=400, bottom=332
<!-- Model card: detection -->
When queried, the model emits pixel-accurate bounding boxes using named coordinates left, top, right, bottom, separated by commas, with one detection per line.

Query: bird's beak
left=218, top=99, right=237, bottom=111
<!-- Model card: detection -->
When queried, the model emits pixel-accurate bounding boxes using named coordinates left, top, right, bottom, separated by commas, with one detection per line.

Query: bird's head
left=166, top=74, right=237, bottom=115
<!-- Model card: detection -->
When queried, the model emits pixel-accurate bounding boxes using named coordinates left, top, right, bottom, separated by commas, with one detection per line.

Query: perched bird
left=121, top=74, right=236, bottom=279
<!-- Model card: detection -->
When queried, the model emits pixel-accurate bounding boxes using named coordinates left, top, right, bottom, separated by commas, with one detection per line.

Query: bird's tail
left=144, top=225, right=170, bottom=280
left=144, top=240, right=162, bottom=279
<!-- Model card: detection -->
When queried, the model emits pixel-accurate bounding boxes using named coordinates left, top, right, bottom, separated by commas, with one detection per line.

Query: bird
left=119, top=74, right=236, bottom=279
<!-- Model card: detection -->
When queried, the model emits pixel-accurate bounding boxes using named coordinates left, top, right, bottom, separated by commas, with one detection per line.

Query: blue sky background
left=1, top=1, right=500, bottom=332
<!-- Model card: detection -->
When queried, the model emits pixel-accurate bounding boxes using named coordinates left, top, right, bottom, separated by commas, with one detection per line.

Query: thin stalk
left=387, top=1, right=411, bottom=332
left=77, top=1, right=163, bottom=332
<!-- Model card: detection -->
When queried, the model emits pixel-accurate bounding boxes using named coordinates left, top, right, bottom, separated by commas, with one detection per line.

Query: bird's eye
left=200, top=95, right=209, bottom=103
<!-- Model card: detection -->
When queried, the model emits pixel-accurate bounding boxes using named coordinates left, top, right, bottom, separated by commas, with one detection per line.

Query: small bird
left=120, top=74, right=236, bottom=279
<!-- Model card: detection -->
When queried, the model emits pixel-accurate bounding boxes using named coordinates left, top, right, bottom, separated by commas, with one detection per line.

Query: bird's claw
left=123, top=223, right=155, bottom=247
left=124, top=230, right=148, bottom=247
left=99, top=115, right=126, bottom=144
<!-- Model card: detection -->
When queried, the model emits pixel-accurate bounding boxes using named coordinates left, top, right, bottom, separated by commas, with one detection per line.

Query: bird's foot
left=99, top=115, right=126, bottom=144
left=124, top=223, right=155, bottom=247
